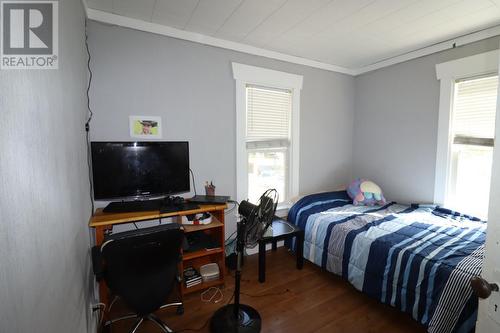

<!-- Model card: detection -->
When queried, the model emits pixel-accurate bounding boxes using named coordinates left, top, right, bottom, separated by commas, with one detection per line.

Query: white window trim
left=232, top=62, right=303, bottom=209
left=434, top=50, right=499, bottom=205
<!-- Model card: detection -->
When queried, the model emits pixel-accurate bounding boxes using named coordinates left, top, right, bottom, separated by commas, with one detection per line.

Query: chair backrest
left=101, top=223, right=183, bottom=316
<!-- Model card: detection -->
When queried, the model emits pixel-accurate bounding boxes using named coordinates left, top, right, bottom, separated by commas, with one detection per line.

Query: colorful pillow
left=347, top=178, right=386, bottom=206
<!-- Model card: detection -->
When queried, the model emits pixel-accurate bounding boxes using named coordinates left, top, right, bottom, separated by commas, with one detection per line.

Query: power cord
left=224, top=230, right=237, bottom=243
left=85, top=130, right=94, bottom=215
left=175, top=287, right=235, bottom=333
left=201, top=287, right=223, bottom=303
left=224, top=200, right=239, bottom=216
left=189, top=168, right=197, bottom=196
left=225, top=232, right=237, bottom=248
left=91, top=303, right=106, bottom=327
left=84, top=18, right=94, bottom=215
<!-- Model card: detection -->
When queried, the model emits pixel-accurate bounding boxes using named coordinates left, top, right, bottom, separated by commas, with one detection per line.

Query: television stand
left=89, top=203, right=228, bottom=305
left=160, top=202, right=199, bottom=213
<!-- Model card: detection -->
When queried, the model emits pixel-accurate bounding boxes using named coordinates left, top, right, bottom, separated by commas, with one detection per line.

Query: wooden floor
left=105, top=248, right=426, bottom=333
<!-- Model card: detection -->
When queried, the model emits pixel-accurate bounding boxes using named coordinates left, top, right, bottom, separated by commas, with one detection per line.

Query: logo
left=1, top=1, right=58, bottom=69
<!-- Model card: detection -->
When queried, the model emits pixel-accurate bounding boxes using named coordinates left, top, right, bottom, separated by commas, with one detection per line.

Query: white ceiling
left=85, top=0, right=500, bottom=73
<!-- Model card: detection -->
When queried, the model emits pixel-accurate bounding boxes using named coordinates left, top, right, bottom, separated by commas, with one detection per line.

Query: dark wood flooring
left=105, top=248, right=426, bottom=333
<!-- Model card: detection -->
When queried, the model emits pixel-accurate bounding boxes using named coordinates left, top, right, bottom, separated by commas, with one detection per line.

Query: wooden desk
left=89, top=203, right=227, bottom=305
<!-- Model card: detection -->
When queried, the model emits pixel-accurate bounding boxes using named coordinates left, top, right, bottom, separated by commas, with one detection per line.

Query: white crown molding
left=85, top=8, right=355, bottom=75
left=353, top=26, right=500, bottom=76
left=84, top=5, right=500, bottom=77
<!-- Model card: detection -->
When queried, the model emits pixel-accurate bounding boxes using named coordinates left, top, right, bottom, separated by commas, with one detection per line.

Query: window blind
left=246, top=85, right=291, bottom=143
left=452, top=75, right=498, bottom=145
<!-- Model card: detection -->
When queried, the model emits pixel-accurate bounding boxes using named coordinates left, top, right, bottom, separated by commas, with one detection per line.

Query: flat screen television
left=91, top=141, right=190, bottom=200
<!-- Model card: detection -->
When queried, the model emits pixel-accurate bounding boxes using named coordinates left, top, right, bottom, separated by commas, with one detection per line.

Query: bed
left=287, top=190, right=486, bottom=333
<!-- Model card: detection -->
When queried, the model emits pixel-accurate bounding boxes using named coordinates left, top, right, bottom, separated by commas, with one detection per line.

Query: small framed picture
left=129, top=116, right=162, bottom=139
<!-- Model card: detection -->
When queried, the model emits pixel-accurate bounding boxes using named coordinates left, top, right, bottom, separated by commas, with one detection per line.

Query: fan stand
left=210, top=217, right=262, bottom=333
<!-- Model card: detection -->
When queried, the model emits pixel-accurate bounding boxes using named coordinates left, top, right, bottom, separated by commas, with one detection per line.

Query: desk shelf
left=182, top=218, right=224, bottom=233
left=183, top=247, right=224, bottom=261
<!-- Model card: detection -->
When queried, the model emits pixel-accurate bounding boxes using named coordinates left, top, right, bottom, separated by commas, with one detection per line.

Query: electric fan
left=210, top=189, right=279, bottom=333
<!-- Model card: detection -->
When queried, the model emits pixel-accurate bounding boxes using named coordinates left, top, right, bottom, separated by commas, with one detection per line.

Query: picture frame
left=129, top=115, right=162, bottom=139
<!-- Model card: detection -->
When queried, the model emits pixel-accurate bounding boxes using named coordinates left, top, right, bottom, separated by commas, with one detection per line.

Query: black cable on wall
left=85, top=18, right=95, bottom=215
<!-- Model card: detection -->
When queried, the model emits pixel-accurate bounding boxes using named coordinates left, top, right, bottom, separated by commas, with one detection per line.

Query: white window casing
left=232, top=63, right=303, bottom=209
left=434, top=50, right=499, bottom=205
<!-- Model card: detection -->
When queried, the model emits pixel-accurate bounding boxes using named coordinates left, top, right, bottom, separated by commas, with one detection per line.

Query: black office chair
left=93, top=223, right=184, bottom=333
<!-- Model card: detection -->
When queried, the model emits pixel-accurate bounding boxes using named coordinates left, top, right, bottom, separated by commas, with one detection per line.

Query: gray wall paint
left=353, top=37, right=500, bottom=204
left=0, top=1, right=93, bottom=332
left=87, top=21, right=355, bottom=235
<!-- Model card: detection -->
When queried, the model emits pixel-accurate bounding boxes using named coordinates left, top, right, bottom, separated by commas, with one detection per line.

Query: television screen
left=91, top=141, right=190, bottom=200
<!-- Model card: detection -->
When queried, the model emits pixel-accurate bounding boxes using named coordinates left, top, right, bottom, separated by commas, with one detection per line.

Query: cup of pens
left=205, top=181, right=216, bottom=196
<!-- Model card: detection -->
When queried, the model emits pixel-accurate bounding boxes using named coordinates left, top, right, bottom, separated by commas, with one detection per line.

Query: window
left=233, top=63, right=302, bottom=207
left=447, top=76, right=497, bottom=219
left=435, top=51, right=499, bottom=220
left=246, top=85, right=291, bottom=203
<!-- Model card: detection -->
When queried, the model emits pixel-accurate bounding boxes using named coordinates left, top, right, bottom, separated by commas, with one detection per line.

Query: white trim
left=353, top=26, right=500, bottom=76
left=232, top=62, right=302, bottom=204
left=290, top=88, right=300, bottom=202
left=233, top=63, right=303, bottom=90
left=434, top=78, right=455, bottom=205
left=275, top=205, right=290, bottom=218
left=434, top=50, right=499, bottom=205
left=436, top=50, right=499, bottom=80
left=85, top=8, right=354, bottom=75
left=235, top=79, right=247, bottom=204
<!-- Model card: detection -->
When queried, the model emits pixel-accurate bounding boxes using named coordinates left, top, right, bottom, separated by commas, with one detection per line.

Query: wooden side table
left=258, top=218, right=304, bottom=283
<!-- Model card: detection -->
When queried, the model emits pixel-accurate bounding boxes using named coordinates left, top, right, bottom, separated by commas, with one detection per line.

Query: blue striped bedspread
left=287, top=191, right=486, bottom=333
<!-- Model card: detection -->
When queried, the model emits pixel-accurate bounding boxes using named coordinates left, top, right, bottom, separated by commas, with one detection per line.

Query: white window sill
left=276, top=203, right=291, bottom=219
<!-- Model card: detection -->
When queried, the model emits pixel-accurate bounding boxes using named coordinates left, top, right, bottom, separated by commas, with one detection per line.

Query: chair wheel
left=176, top=305, right=184, bottom=315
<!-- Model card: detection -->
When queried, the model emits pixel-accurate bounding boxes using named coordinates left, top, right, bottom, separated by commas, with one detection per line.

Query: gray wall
left=87, top=21, right=355, bottom=235
left=353, top=37, right=500, bottom=204
left=0, top=1, right=94, bottom=332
